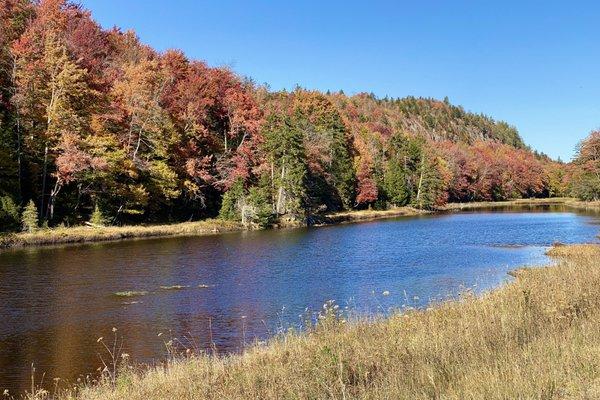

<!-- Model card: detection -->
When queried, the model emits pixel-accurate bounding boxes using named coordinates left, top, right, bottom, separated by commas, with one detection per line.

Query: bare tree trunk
left=41, top=64, right=59, bottom=221
left=15, top=110, right=23, bottom=200
left=415, top=153, right=425, bottom=208
left=237, top=132, right=247, bottom=150
left=126, top=113, right=136, bottom=154
left=48, top=178, right=61, bottom=222
left=270, top=162, right=275, bottom=211
left=276, top=163, right=286, bottom=215
left=131, top=119, right=149, bottom=161
left=133, top=132, right=142, bottom=161
left=40, top=144, right=48, bottom=221
left=11, top=54, right=24, bottom=202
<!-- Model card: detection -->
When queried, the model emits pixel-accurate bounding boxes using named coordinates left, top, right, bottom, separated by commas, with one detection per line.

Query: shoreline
left=437, top=197, right=573, bottom=211
left=46, top=243, right=600, bottom=399
left=0, top=219, right=245, bottom=251
left=319, top=206, right=429, bottom=225
left=0, top=197, right=589, bottom=251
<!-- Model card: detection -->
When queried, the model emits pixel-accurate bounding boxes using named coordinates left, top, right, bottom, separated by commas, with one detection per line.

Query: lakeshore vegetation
left=2, top=0, right=600, bottom=237
left=21, top=243, right=600, bottom=399
left=0, top=198, right=577, bottom=250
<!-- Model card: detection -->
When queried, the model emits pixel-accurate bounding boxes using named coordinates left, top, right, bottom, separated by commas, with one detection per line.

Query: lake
left=1, top=207, right=598, bottom=394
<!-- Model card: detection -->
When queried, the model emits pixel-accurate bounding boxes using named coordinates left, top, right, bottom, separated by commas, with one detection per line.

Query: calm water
left=1, top=208, right=599, bottom=394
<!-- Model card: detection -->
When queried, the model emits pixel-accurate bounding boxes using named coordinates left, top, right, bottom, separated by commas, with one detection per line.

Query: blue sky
left=80, top=0, right=600, bottom=161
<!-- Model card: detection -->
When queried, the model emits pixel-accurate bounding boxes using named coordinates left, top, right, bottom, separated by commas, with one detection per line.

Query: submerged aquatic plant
left=113, top=291, right=148, bottom=297
left=160, top=285, right=190, bottom=291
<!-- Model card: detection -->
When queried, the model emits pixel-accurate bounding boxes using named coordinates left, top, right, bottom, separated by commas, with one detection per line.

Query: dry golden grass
left=439, top=197, right=573, bottom=211
left=0, top=219, right=242, bottom=250
left=36, top=244, right=600, bottom=400
left=564, top=199, right=600, bottom=213
left=323, top=206, right=427, bottom=224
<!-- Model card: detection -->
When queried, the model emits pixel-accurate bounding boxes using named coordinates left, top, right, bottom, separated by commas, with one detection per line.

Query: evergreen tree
left=264, top=113, right=307, bottom=218
left=327, top=116, right=356, bottom=210
left=383, top=160, right=410, bottom=206
left=219, top=178, right=245, bottom=221
left=90, top=204, right=107, bottom=226
left=412, top=152, right=448, bottom=209
left=383, top=134, right=422, bottom=206
left=21, top=199, right=38, bottom=233
left=245, top=175, right=275, bottom=228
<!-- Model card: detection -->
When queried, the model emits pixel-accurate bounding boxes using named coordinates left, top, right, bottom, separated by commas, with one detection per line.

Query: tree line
left=0, top=0, right=584, bottom=232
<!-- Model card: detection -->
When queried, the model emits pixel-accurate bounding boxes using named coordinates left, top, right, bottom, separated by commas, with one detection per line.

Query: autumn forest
left=0, top=0, right=598, bottom=232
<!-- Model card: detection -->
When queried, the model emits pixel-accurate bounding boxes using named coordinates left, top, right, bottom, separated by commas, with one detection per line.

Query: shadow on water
left=1, top=206, right=599, bottom=394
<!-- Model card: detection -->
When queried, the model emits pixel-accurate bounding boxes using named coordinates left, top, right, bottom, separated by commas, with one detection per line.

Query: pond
left=0, top=207, right=598, bottom=394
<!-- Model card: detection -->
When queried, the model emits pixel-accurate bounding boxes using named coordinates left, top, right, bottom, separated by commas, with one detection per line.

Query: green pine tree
left=327, top=117, right=356, bottom=210
left=264, top=113, right=308, bottom=218
left=90, top=204, right=107, bottom=226
left=246, top=175, right=275, bottom=228
left=21, top=200, right=39, bottom=233
left=383, top=134, right=422, bottom=206
left=412, top=154, right=446, bottom=210
left=219, top=178, right=245, bottom=221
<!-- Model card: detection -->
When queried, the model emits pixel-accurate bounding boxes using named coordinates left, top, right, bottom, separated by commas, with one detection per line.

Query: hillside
left=336, top=94, right=525, bottom=147
left=0, top=0, right=562, bottom=231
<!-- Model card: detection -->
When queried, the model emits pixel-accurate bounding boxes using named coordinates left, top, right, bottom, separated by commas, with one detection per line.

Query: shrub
left=0, top=196, right=20, bottom=232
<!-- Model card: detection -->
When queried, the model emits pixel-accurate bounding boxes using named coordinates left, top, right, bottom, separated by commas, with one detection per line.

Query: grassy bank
left=321, top=206, right=428, bottom=224
left=37, top=243, right=600, bottom=399
left=439, top=197, right=573, bottom=211
left=563, top=199, right=600, bottom=212
left=0, top=219, right=243, bottom=250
